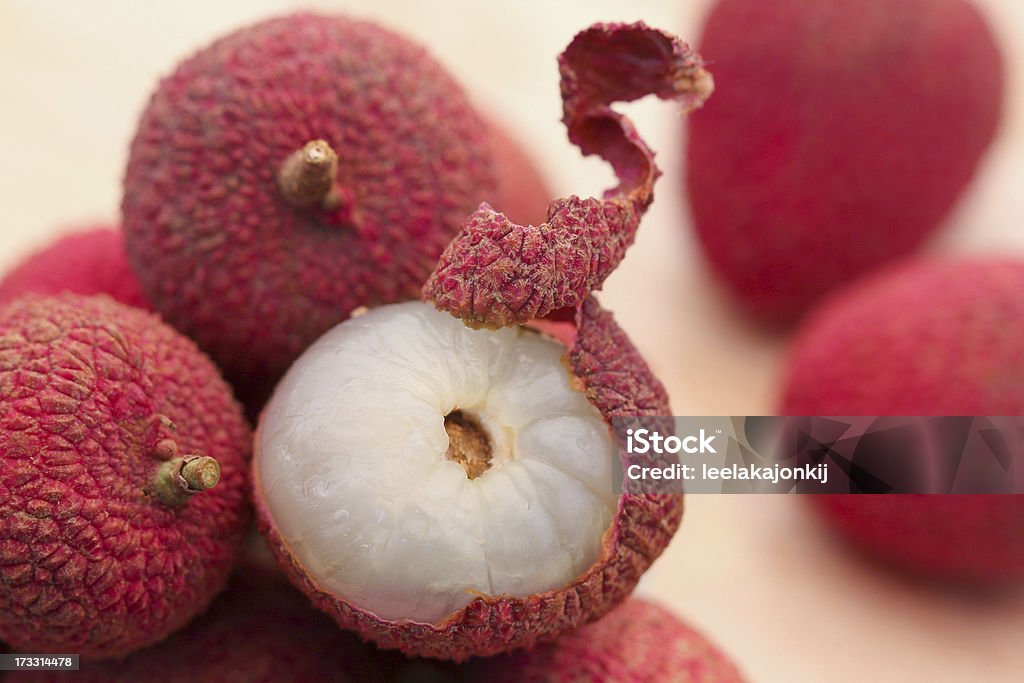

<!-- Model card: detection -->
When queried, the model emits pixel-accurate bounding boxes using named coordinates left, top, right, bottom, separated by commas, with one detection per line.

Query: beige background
left=2, top=0, right=1023, bottom=680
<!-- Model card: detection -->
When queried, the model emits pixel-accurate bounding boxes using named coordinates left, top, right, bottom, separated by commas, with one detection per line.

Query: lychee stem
left=278, top=139, right=339, bottom=209
left=153, top=455, right=221, bottom=506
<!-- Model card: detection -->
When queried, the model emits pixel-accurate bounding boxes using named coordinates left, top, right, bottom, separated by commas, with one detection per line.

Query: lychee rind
left=122, top=13, right=498, bottom=397
left=254, top=295, right=681, bottom=661
left=424, top=22, right=712, bottom=328
left=465, top=598, right=747, bottom=683
left=5, top=568, right=390, bottom=682
left=0, top=227, right=149, bottom=311
left=781, top=259, right=1024, bottom=580
left=0, top=294, right=251, bottom=659
left=686, top=0, right=1004, bottom=322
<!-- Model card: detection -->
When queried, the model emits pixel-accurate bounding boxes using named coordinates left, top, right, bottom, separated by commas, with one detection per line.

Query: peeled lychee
left=465, top=598, right=747, bottom=682
left=6, top=568, right=390, bottom=682
left=780, top=258, right=1024, bottom=581
left=686, top=0, right=1004, bottom=322
left=0, top=227, right=149, bottom=310
left=0, top=294, right=251, bottom=658
left=122, top=13, right=501, bottom=401
left=254, top=298, right=678, bottom=660
left=253, top=21, right=710, bottom=661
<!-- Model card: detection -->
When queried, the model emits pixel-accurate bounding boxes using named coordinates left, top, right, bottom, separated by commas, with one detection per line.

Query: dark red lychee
left=781, top=258, right=1024, bottom=581
left=254, top=23, right=711, bottom=661
left=0, top=294, right=251, bottom=659
left=465, top=598, right=747, bottom=682
left=0, top=227, right=149, bottom=310
left=686, top=0, right=1004, bottom=323
left=6, top=568, right=390, bottom=682
left=121, top=13, right=501, bottom=403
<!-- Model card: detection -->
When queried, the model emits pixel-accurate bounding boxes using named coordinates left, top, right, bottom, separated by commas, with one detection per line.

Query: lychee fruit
left=6, top=568, right=391, bottom=682
left=121, top=13, right=501, bottom=402
left=0, top=294, right=251, bottom=659
left=0, top=227, right=149, bottom=311
left=685, top=0, right=1004, bottom=323
left=254, top=297, right=678, bottom=661
left=464, top=598, right=747, bottom=682
left=780, top=258, right=1024, bottom=581
left=253, top=22, right=710, bottom=661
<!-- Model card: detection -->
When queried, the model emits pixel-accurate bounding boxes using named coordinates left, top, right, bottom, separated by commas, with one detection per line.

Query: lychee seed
left=443, top=410, right=493, bottom=480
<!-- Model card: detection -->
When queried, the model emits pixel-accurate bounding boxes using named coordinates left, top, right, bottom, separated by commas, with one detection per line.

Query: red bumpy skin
left=424, top=22, right=713, bottom=328
left=0, top=227, right=149, bottom=311
left=255, top=295, right=681, bottom=661
left=781, top=259, right=1024, bottom=581
left=465, top=598, right=747, bottom=683
left=6, top=568, right=392, bottom=682
left=686, top=0, right=1004, bottom=323
left=0, top=294, right=251, bottom=659
left=122, top=13, right=499, bottom=404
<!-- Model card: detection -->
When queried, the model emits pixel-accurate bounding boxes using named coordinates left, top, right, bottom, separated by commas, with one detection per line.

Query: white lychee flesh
left=256, top=301, right=616, bottom=624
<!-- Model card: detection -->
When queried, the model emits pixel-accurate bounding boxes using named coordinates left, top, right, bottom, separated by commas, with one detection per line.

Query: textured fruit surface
left=255, top=296, right=681, bottom=661
left=425, top=22, right=712, bottom=328
left=465, top=598, right=746, bottom=682
left=5, top=568, right=390, bottom=682
left=0, top=294, right=251, bottom=659
left=0, top=228, right=148, bottom=310
left=781, top=259, right=1024, bottom=580
left=686, top=0, right=1004, bottom=322
left=122, top=13, right=497, bottom=400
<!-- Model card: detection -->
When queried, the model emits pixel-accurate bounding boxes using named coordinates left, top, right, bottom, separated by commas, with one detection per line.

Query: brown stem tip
left=153, top=454, right=221, bottom=506
left=278, top=139, right=339, bottom=208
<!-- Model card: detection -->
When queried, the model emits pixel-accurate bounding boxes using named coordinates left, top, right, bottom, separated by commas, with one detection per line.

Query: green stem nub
left=278, top=139, right=339, bottom=209
left=154, top=455, right=221, bottom=506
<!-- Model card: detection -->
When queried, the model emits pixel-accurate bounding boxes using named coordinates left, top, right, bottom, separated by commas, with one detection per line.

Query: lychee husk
left=0, top=294, right=251, bottom=659
left=254, top=296, right=680, bottom=660
left=423, top=22, right=712, bottom=328
left=464, top=598, right=747, bottom=682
